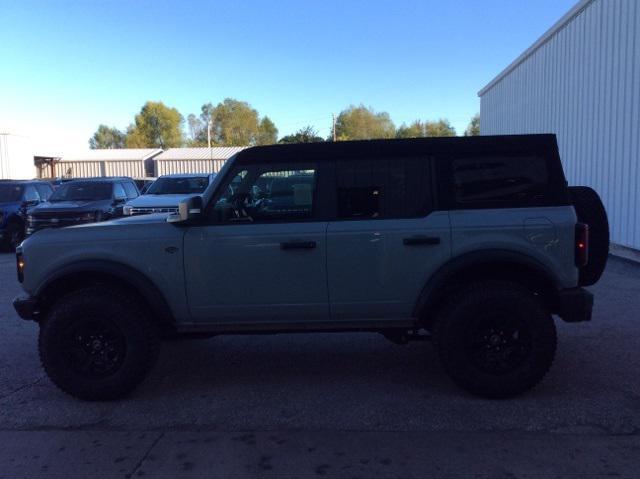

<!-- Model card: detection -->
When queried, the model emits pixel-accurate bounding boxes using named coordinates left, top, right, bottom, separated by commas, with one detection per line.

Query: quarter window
left=452, top=155, right=549, bottom=207
left=336, top=157, right=432, bottom=219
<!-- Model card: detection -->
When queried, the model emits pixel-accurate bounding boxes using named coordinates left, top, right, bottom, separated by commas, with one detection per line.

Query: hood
left=69, top=212, right=170, bottom=229
left=29, top=200, right=110, bottom=215
left=125, top=194, right=194, bottom=208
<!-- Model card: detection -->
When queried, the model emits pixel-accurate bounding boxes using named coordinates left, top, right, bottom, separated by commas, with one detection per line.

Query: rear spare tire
left=39, top=286, right=160, bottom=401
left=434, top=281, right=557, bottom=399
left=568, top=186, right=609, bottom=286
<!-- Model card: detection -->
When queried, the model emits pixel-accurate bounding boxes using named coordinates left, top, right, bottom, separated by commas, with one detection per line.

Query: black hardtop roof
left=235, top=134, right=560, bottom=163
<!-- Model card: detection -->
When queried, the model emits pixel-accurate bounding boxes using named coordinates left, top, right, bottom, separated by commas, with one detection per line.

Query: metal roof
left=478, top=0, right=593, bottom=97
left=159, top=173, right=216, bottom=178
left=154, top=147, right=246, bottom=161
left=56, top=149, right=163, bottom=162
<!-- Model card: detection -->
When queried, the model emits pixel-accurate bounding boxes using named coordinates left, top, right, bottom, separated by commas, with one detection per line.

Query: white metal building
left=153, top=147, right=246, bottom=176
left=479, top=0, right=640, bottom=251
left=37, top=149, right=162, bottom=179
left=0, top=133, right=36, bottom=179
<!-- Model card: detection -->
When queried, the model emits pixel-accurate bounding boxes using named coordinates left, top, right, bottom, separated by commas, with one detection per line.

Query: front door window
left=212, top=164, right=317, bottom=222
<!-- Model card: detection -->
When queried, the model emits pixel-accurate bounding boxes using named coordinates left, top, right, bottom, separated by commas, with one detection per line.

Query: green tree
left=187, top=113, right=204, bottom=143
left=396, top=119, right=456, bottom=138
left=396, top=121, right=426, bottom=139
left=425, top=119, right=456, bottom=137
left=257, top=116, right=278, bottom=145
left=279, top=126, right=325, bottom=144
left=334, top=105, right=395, bottom=141
left=89, top=125, right=125, bottom=149
left=464, top=114, right=480, bottom=136
left=193, top=98, right=278, bottom=146
left=209, top=98, right=260, bottom=146
left=125, top=101, right=184, bottom=149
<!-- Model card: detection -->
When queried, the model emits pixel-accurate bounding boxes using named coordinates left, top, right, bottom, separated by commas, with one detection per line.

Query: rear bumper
left=13, top=296, right=40, bottom=321
left=557, top=287, right=593, bottom=323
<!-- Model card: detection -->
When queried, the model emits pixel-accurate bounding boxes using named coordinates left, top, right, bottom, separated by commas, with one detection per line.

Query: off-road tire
left=434, top=281, right=557, bottom=399
left=38, top=286, right=160, bottom=401
left=568, top=186, right=609, bottom=286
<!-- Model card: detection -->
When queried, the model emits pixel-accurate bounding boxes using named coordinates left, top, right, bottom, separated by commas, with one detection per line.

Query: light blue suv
left=13, top=135, right=608, bottom=400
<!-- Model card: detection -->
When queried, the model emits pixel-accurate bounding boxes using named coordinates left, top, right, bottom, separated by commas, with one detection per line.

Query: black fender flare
left=35, top=259, right=175, bottom=326
left=412, top=249, right=562, bottom=320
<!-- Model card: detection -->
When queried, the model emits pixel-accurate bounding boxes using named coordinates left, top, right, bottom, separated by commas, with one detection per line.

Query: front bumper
left=13, top=296, right=40, bottom=321
left=557, top=287, right=593, bottom=323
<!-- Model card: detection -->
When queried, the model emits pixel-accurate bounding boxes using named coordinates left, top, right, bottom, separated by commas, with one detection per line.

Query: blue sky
left=0, top=0, right=576, bottom=151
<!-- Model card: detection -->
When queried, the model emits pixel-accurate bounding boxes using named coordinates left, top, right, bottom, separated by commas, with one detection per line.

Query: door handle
left=281, top=240, right=317, bottom=250
left=403, top=236, right=440, bottom=246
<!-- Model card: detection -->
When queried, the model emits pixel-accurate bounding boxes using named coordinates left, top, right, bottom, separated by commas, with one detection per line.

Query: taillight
left=575, top=223, right=589, bottom=267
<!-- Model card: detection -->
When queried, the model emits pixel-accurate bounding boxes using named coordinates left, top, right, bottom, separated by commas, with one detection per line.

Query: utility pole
left=207, top=119, right=212, bottom=149
left=332, top=113, right=336, bottom=142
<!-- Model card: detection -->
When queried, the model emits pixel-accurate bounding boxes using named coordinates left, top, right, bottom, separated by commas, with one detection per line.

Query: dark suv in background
left=0, top=180, right=53, bottom=250
left=26, top=177, right=139, bottom=235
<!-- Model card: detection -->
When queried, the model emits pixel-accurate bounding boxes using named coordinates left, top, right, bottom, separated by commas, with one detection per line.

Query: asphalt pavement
left=0, top=252, right=639, bottom=478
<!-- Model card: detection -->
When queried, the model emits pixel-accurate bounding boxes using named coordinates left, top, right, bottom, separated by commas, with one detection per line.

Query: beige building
left=36, top=148, right=163, bottom=179
left=153, top=147, right=246, bottom=176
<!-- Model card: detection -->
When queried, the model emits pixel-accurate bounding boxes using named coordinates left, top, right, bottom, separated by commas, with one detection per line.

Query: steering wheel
left=230, top=192, right=252, bottom=220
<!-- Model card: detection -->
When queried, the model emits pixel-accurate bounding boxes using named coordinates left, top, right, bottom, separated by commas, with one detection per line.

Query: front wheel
left=5, top=221, right=25, bottom=251
left=434, top=281, right=557, bottom=399
left=38, top=286, right=159, bottom=401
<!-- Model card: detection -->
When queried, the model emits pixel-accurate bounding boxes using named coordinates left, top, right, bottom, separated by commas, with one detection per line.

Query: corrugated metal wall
left=39, top=160, right=145, bottom=178
left=56, top=161, right=103, bottom=178
left=103, top=160, right=144, bottom=178
left=155, top=159, right=227, bottom=176
left=480, top=0, right=640, bottom=250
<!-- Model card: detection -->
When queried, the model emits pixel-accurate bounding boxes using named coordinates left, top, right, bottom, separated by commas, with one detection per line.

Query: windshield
left=49, top=182, right=112, bottom=202
left=147, top=176, right=210, bottom=195
left=0, top=184, right=23, bottom=202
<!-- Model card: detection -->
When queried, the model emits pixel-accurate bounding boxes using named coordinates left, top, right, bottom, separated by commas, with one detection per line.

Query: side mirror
left=167, top=196, right=203, bottom=224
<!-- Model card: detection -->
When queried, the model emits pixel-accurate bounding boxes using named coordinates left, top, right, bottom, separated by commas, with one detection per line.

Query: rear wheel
left=434, top=281, right=557, bottom=399
left=39, top=286, right=159, bottom=401
left=568, top=186, right=609, bottom=286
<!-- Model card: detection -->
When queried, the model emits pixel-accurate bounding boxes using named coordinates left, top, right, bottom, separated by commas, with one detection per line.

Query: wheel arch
left=34, top=260, right=175, bottom=331
left=414, top=249, right=562, bottom=329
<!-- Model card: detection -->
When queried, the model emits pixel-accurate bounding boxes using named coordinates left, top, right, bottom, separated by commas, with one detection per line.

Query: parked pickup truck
left=123, top=173, right=215, bottom=216
left=13, top=135, right=608, bottom=401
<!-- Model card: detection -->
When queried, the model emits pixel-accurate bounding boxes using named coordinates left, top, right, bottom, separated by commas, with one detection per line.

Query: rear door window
left=335, top=157, right=432, bottom=220
left=451, top=155, right=550, bottom=208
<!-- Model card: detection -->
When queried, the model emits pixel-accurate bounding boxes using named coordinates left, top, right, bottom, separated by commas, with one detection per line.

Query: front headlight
left=123, top=205, right=133, bottom=216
